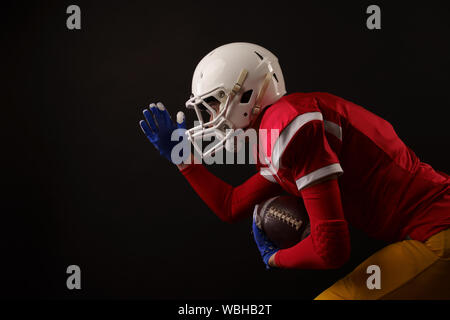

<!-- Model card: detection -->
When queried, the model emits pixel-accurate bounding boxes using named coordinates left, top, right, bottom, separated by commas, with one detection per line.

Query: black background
left=1, top=0, right=449, bottom=300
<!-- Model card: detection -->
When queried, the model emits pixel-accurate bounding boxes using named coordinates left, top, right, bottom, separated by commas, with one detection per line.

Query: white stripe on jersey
left=324, top=120, right=342, bottom=141
left=271, top=112, right=323, bottom=170
left=295, top=163, right=343, bottom=190
left=259, top=168, right=278, bottom=183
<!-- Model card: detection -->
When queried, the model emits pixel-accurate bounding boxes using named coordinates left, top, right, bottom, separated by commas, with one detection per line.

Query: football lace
left=267, top=207, right=303, bottom=231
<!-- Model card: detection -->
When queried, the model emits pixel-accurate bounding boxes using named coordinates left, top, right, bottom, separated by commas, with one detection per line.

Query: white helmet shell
left=186, top=42, right=286, bottom=157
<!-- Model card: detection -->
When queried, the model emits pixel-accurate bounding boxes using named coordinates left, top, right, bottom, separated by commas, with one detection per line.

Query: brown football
left=254, top=195, right=310, bottom=249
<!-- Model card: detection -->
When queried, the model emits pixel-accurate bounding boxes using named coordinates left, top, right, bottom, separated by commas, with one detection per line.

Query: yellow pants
left=315, top=228, right=450, bottom=300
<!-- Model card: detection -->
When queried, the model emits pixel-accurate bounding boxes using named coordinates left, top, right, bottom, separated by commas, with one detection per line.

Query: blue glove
left=139, top=102, right=188, bottom=164
left=252, top=206, right=279, bottom=269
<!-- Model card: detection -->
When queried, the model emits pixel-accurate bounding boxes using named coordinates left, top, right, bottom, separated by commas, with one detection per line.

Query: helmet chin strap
left=231, top=69, right=249, bottom=97
left=225, top=68, right=272, bottom=130
left=223, top=68, right=248, bottom=127
left=249, top=71, right=273, bottom=128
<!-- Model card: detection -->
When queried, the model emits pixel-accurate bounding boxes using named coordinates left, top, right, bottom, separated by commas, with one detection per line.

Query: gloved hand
left=252, top=205, right=279, bottom=269
left=139, top=102, right=189, bottom=164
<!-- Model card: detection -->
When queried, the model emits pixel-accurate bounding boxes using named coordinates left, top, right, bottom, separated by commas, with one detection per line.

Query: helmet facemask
left=185, top=70, right=251, bottom=157
left=184, top=43, right=287, bottom=159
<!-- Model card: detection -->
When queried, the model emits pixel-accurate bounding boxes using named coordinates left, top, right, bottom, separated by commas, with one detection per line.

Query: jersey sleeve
left=276, top=115, right=343, bottom=190
left=274, top=178, right=351, bottom=269
left=180, top=164, right=282, bottom=223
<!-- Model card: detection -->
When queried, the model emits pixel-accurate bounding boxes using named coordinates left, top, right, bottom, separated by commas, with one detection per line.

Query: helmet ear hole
left=240, top=90, right=253, bottom=104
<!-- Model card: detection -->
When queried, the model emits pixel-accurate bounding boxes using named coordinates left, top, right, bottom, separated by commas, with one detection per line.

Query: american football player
left=139, top=43, right=450, bottom=299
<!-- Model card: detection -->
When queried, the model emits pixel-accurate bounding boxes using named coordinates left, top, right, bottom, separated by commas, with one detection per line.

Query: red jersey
left=257, top=92, right=450, bottom=242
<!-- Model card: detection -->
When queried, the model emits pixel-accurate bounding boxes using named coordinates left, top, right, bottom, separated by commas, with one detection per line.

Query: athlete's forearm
left=180, top=163, right=235, bottom=222
left=275, top=179, right=351, bottom=269
left=179, top=156, right=281, bottom=223
left=176, top=153, right=195, bottom=171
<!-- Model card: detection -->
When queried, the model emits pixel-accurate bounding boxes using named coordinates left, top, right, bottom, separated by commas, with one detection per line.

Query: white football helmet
left=185, top=42, right=286, bottom=157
